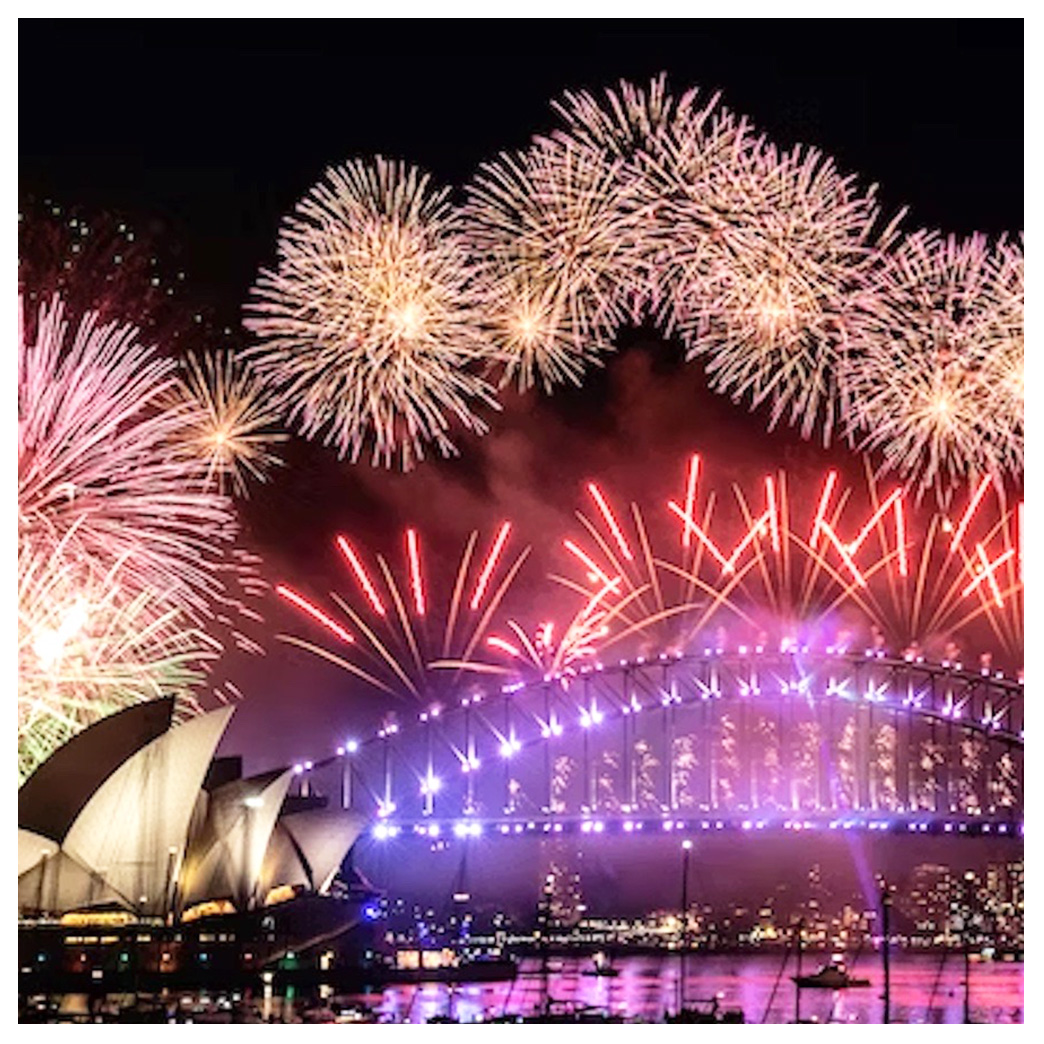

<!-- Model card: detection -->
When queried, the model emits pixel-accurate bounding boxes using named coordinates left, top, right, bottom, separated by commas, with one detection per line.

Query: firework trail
left=278, top=524, right=530, bottom=702
left=555, top=474, right=718, bottom=657
left=17, top=534, right=216, bottom=782
left=839, top=231, right=1021, bottom=496
left=245, top=157, right=499, bottom=470
left=173, top=349, right=288, bottom=496
left=464, top=133, right=650, bottom=392
left=557, top=454, right=1021, bottom=669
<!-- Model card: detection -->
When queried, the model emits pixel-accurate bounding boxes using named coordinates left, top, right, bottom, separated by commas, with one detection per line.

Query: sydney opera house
left=18, top=699, right=372, bottom=1004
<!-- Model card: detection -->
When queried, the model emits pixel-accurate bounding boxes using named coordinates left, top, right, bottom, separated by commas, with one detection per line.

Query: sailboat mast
left=794, top=919, right=803, bottom=1024
left=882, top=887, right=892, bottom=1024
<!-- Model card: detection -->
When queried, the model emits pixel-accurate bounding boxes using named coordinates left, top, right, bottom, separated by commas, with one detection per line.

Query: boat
left=665, top=998, right=745, bottom=1024
left=581, top=951, right=620, bottom=977
left=792, top=960, right=871, bottom=990
left=520, top=1002, right=626, bottom=1023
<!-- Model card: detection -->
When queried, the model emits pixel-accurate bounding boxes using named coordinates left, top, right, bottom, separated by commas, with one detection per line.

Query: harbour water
left=365, top=953, right=1024, bottom=1024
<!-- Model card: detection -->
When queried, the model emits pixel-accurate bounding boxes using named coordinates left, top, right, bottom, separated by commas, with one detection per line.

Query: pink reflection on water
left=358, top=954, right=1022, bottom=1024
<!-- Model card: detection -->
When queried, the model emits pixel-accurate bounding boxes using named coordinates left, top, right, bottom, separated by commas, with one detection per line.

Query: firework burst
left=979, top=235, right=1024, bottom=476
left=17, top=534, right=216, bottom=782
left=245, top=157, right=498, bottom=469
left=277, top=524, right=530, bottom=703
left=486, top=577, right=617, bottom=683
left=670, top=141, right=894, bottom=443
left=840, top=231, right=1020, bottom=495
left=548, top=75, right=749, bottom=334
left=464, top=136, right=649, bottom=392
left=18, top=295, right=240, bottom=620
left=174, top=350, right=287, bottom=496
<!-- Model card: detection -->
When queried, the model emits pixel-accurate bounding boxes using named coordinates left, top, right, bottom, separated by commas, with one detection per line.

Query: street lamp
left=963, top=870, right=976, bottom=1024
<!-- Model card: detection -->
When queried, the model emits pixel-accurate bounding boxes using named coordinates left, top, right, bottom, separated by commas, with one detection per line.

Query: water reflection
left=364, top=954, right=1022, bottom=1024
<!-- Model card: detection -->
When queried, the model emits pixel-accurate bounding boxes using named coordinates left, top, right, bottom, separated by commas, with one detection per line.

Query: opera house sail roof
left=17, top=700, right=368, bottom=924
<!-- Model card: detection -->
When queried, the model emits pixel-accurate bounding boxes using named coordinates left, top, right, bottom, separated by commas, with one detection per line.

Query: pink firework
left=18, top=295, right=240, bottom=622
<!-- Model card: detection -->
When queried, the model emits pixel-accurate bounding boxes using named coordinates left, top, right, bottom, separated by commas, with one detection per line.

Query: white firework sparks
left=18, top=534, right=216, bottom=782
left=175, top=349, right=288, bottom=496
left=245, top=157, right=498, bottom=469
left=670, top=140, right=894, bottom=443
left=464, top=137, right=650, bottom=392
left=840, top=231, right=1019, bottom=495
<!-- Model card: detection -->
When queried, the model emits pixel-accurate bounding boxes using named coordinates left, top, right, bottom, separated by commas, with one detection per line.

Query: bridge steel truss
left=301, top=651, right=1023, bottom=838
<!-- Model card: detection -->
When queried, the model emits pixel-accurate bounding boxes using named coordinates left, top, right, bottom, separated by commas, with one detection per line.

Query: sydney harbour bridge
left=289, top=648, right=1023, bottom=844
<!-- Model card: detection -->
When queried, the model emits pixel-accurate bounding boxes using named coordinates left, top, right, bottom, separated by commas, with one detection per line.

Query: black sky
left=19, top=19, right=1024, bottom=771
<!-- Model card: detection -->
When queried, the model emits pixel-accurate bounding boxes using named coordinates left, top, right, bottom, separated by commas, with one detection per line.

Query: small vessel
left=792, top=959, right=871, bottom=990
left=520, top=1002, right=626, bottom=1023
left=581, top=951, right=620, bottom=977
left=665, top=998, right=744, bottom=1024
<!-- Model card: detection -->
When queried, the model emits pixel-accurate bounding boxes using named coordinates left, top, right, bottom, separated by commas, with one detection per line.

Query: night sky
left=19, top=19, right=1024, bottom=781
